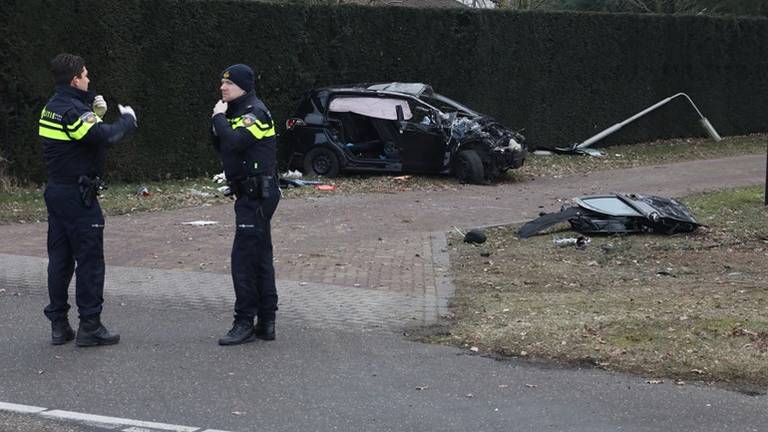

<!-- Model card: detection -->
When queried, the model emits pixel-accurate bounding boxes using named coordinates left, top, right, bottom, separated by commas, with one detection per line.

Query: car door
left=398, top=102, right=447, bottom=173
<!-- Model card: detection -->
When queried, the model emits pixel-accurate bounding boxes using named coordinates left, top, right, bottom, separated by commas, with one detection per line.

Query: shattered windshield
left=421, top=94, right=478, bottom=116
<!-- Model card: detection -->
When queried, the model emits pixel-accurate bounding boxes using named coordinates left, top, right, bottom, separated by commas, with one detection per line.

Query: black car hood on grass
left=518, top=193, right=700, bottom=238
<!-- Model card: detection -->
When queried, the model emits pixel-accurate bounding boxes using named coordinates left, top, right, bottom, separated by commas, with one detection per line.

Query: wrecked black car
left=282, top=83, right=526, bottom=184
left=518, top=193, right=701, bottom=238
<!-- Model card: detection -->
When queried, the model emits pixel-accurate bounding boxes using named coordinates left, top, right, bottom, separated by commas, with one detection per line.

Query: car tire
left=304, top=147, right=340, bottom=178
left=454, top=149, right=484, bottom=184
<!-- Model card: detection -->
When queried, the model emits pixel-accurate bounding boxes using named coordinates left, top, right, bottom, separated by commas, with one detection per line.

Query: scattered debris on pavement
left=181, top=221, right=219, bottom=226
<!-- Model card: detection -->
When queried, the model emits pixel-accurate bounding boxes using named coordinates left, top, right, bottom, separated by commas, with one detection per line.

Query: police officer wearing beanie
left=39, top=53, right=138, bottom=347
left=211, top=64, right=280, bottom=346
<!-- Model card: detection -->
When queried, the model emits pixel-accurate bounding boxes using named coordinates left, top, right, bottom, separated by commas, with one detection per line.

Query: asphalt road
left=1, top=291, right=766, bottom=432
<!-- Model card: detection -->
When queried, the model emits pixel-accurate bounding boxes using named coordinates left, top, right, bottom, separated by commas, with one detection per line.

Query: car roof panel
left=314, top=82, right=433, bottom=97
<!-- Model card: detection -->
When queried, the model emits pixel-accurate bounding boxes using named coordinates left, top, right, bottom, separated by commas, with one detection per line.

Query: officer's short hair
left=51, top=53, right=86, bottom=85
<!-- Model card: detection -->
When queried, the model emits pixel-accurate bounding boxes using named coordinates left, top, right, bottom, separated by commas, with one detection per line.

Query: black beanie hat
left=221, top=64, right=254, bottom=93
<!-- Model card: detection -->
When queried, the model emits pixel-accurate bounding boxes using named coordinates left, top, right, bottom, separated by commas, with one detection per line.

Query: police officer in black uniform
left=211, top=64, right=280, bottom=346
left=39, top=53, right=137, bottom=346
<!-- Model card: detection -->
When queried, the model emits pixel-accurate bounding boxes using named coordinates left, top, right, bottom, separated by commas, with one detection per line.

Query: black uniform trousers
left=43, top=182, right=105, bottom=321
left=231, top=182, right=280, bottom=323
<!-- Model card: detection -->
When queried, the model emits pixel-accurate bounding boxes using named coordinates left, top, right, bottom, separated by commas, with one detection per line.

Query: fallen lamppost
left=555, top=93, right=722, bottom=157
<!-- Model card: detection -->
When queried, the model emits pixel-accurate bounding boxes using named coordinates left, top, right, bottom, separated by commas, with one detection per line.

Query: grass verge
left=0, top=180, right=232, bottom=224
left=432, top=185, right=768, bottom=392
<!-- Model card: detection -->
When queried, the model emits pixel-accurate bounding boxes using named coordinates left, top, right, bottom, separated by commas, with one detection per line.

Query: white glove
left=118, top=104, right=137, bottom=124
left=93, top=95, right=107, bottom=118
left=212, top=172, right=227, bottom=184
left=212, top=100, right=227, bottom=116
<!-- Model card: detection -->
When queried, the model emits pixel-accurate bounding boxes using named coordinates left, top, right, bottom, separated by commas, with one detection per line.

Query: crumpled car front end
left=446, top=115, right=527, bottom=180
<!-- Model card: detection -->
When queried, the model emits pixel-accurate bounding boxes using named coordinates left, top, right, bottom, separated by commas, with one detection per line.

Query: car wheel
left=454, top=149, right=484, bottom=184
left=304, top=147, right=340, bottom=177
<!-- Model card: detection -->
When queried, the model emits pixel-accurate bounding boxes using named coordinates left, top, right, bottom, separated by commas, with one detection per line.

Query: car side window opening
left=405, top=100, right=439, bottom=129
left=327, top=96, right=412, bottom=160
left=296, top=95, right=315, bottom=117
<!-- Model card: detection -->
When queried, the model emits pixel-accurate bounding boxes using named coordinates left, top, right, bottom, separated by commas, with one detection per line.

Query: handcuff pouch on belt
left=78, top=175, right=106, bottom=208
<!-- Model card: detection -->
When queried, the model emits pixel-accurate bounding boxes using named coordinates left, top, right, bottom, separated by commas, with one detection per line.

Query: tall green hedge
left=1, top=1, right=766, bottom=182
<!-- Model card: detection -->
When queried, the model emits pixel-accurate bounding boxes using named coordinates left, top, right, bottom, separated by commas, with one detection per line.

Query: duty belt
left=232, top=175, right=275, bottom=199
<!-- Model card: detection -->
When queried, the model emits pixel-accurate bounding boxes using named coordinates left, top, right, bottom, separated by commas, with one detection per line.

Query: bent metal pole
left=574, top=93, right=722, bottom=151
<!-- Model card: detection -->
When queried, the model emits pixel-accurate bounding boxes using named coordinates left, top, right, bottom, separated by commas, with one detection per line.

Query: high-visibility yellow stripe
left=229, top=116, right=273, bottom=129
left=39, top=119, right=64, bottom=129
left=229, top=115, right=276, bottom=139
left=253, top=119, right=273, bottom=131
left=39, top=110, right=102, bottom=141
left=65, top=113, right=102, bottom=140
left=68, top=121, right=96, bottom=140
left=66, top=119, right=83, bottom=131
left=229, top=116, right=244, bottom=127
left=244, top=124, right=276, bottom=139
left=39, top=126, right=72, bottom=141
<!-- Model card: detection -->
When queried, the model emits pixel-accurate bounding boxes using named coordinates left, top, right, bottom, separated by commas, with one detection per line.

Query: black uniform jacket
left=211, top=91, right=277, bottom=182
left=39, top=85, right=136, bottom=183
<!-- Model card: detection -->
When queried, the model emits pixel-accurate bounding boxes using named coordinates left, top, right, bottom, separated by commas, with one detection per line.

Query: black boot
left=218, top=321, right=256, bottom=346
left=51, top=319, right=75, bottom=345
left=76, top=315, right=120, bottom=347
left=255, top=319, right=275, bottom=341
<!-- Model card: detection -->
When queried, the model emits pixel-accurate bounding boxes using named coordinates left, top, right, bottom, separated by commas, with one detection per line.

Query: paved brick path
left=0, top=155, right=764, bottom=331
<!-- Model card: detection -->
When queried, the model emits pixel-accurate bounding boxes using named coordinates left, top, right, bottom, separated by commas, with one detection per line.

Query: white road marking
left=0, top=401, right=233, bottom=432
left=41, top=410, right=199, bottom=432
left=0, top=401, right=47, bottom=413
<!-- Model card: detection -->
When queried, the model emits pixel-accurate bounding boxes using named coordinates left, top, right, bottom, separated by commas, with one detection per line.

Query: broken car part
left=464, top=228, right=487, bottom=244
left=555, top=93, right=722, bottom=156
left=518, top=193, right=700, bottom=238
left=278, top=178, right=324, bottom=188
left=553, top=235, right=591, bottom=249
